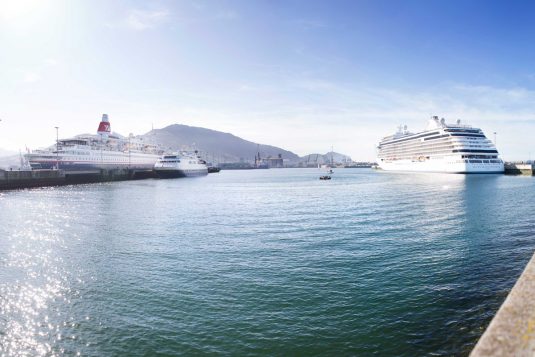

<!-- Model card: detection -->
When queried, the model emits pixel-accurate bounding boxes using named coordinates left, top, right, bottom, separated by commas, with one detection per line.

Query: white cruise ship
left=153, top=152, right=208, bottom=178
left=25, top=114, right=162, bottom=171
left=377, top=116, right=504, bottom=173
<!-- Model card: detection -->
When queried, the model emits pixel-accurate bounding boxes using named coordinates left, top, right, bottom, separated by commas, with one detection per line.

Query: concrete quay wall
left=0, top=168, right=157, bottom=191
left=504, top=163, right=534, bottom=175
left=0, top=169, right=66, bottom=190
left=471, top=252, right=535, bottom=356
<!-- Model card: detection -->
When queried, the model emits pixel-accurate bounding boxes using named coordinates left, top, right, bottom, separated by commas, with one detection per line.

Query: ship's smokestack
left=97, top=114, right=111, bottom=140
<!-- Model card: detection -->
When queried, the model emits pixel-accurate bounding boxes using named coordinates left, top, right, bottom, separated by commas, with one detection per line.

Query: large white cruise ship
left=377, top=116, right=504, bottom=173
left=25, top=114, right=162, bottom=171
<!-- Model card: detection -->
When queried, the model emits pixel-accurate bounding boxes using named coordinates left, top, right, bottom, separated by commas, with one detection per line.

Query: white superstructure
left=25, top=114, right=162, bottom=171
left=377, top=116, right=504, bottom=173
left=153, top=152, right=208, bottom=178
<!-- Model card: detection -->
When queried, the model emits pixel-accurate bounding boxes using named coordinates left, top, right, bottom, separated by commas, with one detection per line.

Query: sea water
left=1, top=169, right=534, bottom=356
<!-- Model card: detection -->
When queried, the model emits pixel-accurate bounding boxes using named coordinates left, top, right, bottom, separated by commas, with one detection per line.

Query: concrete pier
left=471, top=252, right=535, bottom=356
left=0, top=169, right=66, bottom=190
left=504, top=163, right=534, bottom=175
left=64, top=168, right=156, bottom=184
left=0, top=168, right=157, bottom=191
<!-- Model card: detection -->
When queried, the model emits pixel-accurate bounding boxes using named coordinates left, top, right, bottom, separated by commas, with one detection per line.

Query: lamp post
left=55, top=126, right=59, bottom=169
left=493, top=132, right=497, bottom=146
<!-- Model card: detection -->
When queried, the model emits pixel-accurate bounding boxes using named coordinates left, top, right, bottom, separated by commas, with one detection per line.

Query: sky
left=1, top=0, right=535, bottom=160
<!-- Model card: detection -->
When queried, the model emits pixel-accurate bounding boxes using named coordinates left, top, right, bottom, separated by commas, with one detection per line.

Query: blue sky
left=1, top=0, right=535, bottom=160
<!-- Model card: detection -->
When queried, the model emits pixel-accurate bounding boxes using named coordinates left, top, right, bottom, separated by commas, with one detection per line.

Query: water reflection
left=0, top=190, right=79, bottom=356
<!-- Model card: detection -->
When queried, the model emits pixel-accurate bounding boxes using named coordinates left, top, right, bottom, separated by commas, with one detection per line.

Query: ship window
left=450, top=133, right=486, bottom=138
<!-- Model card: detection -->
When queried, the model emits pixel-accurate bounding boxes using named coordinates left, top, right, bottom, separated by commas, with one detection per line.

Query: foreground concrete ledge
left=471, top=252, right=535, bottom=356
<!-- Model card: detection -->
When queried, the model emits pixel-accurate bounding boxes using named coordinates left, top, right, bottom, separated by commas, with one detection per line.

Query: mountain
left=0, top=148, right=16, bottom=157
left=0, top=152, right=21, bottom=170
left=143, top=124, right=300, bottom=163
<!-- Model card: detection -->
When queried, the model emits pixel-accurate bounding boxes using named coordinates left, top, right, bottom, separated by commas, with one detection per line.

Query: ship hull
left=27, top=160, right=156, bottom=172
left=377, top=159, right=504, bottom=173
left=154, top=168, right=208, bottom=178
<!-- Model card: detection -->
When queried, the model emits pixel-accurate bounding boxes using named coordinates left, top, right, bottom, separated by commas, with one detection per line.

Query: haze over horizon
left=2, top=0, right=535, bottom=160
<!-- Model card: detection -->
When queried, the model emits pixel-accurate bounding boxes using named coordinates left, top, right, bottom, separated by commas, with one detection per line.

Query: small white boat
left=154, top=152, right=208, bottom=178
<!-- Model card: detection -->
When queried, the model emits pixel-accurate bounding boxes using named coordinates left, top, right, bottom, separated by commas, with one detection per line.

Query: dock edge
left=470, top=252, right=535, bottom=356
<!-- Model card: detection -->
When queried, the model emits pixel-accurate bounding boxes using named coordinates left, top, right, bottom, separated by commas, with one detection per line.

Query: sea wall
left=0, top=169, right=66, bottom=190
left=470, top=252, right=535, bottom=356
left=64, top=168, right=156, bottom=184
left=0, top=168, right=157, bottom=191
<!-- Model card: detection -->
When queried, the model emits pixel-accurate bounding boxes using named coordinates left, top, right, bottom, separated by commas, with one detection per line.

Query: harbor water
left=1, top=169, right=535, bottom=356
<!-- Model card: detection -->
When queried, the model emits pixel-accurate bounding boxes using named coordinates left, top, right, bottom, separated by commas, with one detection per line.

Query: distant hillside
left=0, top=148, right=16, bottom=157
left=143, top=124, right=300, bottom=163
left=300, top=152, right=352, bottom=165
left=0, top=154, right=21, bottom=170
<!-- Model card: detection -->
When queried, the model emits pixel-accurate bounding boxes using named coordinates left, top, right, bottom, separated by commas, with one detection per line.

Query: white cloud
left=23, top=71, right=41, bottom=83
left=279, top=80, right=535, bottom=126
left=19, top=58, right=59, bottom=84
left=125, top=9, right=169, bottom=30
left=174, top=79, right=535, bottom=160
left=44, top=58, right=58, bottom=66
